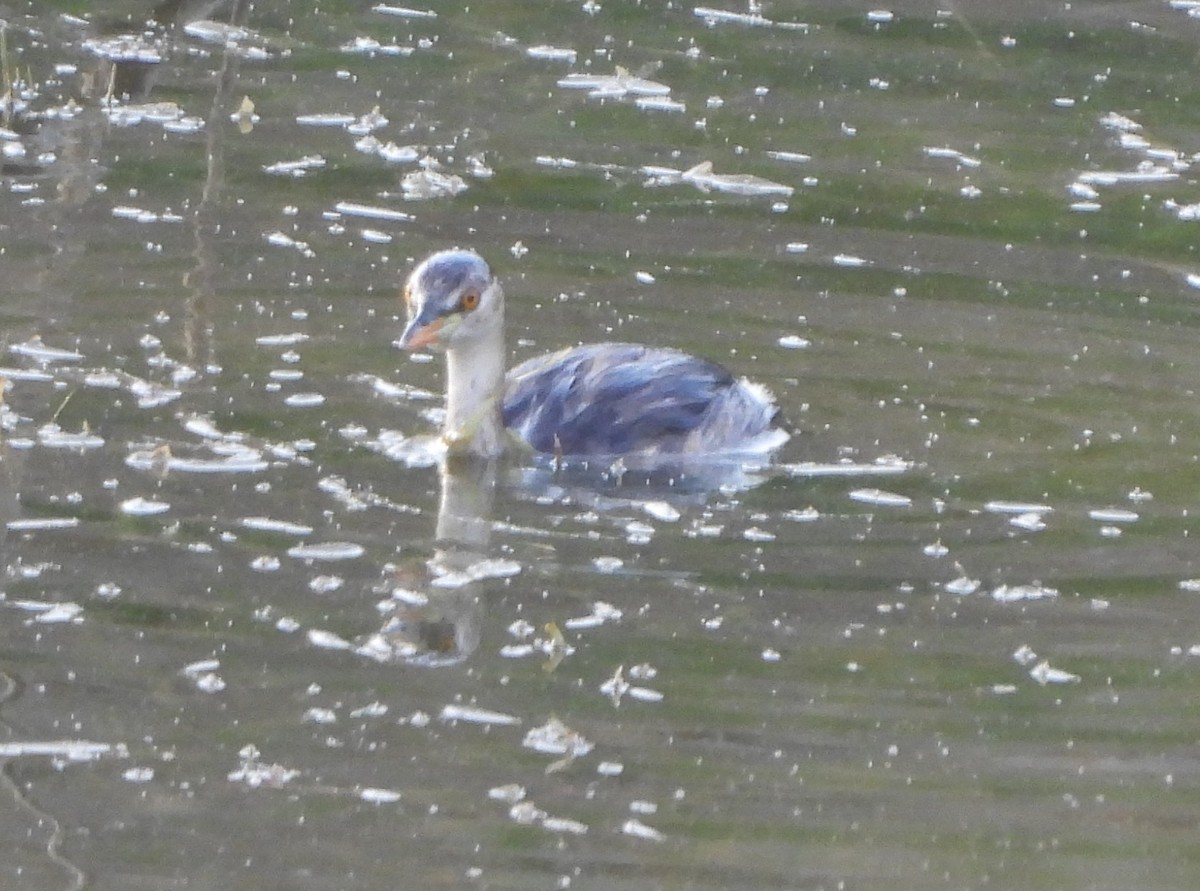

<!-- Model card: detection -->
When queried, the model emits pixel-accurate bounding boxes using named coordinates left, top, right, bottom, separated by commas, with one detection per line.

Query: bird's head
left=398, top=250, right=503, bottom=351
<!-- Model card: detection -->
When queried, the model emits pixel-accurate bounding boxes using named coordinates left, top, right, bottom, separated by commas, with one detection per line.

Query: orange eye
left=460, top=289, right=480, bottom=312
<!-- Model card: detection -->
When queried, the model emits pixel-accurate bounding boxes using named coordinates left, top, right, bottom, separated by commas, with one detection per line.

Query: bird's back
left=501, top=343, right=786, bottom=457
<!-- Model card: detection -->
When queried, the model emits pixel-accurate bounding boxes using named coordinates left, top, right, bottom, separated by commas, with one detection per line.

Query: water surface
left=1, top=2, right=1199, bottom=889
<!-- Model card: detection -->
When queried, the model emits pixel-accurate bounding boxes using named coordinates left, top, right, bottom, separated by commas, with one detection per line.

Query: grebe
left=398, top=250, right=789, bottom=460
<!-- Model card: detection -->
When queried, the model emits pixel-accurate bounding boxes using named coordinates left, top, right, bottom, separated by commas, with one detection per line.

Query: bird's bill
left=400, top=312, right=456, bottom=350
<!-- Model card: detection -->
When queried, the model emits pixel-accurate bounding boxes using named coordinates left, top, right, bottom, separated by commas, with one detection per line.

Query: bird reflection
left=357, top=457, right=497, bottom=667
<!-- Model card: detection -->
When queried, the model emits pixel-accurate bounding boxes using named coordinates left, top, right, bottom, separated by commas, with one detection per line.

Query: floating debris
left=640, top=500, right=681, bottom=522
left=944, top=574, right=980, bottom=595
left=183, top=20, right=253, bottom=44
left=984, top=500, right=1053, bottom=515
left=565, top=601, right=623, bottom=630
left=621, top=818, right=665, bottom=842
left=103, top=101, right=185, bottom=127
left=401, top=159, right=468, bottom=200
left=430, top=557, right=521, bottom=588
left=255, top=332, right=310, bottom=346
left=295, top=112, right=356, bottom=127
left=488, top=783, right=526, bottom=803
left=349, top=106, right=389, bottom=135
left=558, top=69, right=671, bottom=99
left=372, top=3, right=437, bottom=17
left=991, top=583, right=1058, bottom=603
left=341, top=36, right=414, bottom=56
left=1088, top=507, right=1139, bottom=523
left=848, top=488, right=912, bottom=507
left=227, top=745, right=299, bottom=788
left=38, top=424, right=105, bottom=450
left=526, top=44, right=577, bottom=62
left=522, top=717, right=593, bottom=758
left=440, top=704, right=521, bottom=726
left=694, top=6, right=772, bottom=27
left=333, top=201, right=414, bottom=222
left=263, top=155, right=326, bottom=177
left=1029, top=660, right=1080, bottom=686
left=6, top=518, right=81, bottom=532
left=181, top=658, right=225, bottom=693
left=82, top=35, right=163, bottom=63
left=307, top=628, right=353, bottom=650
left=240, top=516, right=314, bottom=536
left=287, top=541, right=365, bottom=561
left=782, top=457, right=912, bottom=478
left=230, top=96, right=260, bottom=133
left=120, top=497, right=171, bottom=516
left=264, top=231, right=313, bottom=256
left=358, top=787, right=401, bottom=804
left=509, top=801, right=547, bottom=824
left=126, top=445, right=269, bottom=474
left=675, top=161, right=793, bottom=196
left=0, top=740, right=120, bottom=760
left=634, top=95, right=685, bottom=112
left=1009, top=512, right=1047, bottom=532
left=283, top=392, right=326, bottom=408
left=10, top=337, right=83, bottom=364
left=923, top=146, right=981, bottom=167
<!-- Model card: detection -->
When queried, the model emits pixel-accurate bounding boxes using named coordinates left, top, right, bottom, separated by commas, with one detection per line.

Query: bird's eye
left=460, top=289, right=480, bottom=312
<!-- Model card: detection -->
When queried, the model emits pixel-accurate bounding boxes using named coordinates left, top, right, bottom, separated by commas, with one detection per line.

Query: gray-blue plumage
left=502, top=343, right=784, bottom=457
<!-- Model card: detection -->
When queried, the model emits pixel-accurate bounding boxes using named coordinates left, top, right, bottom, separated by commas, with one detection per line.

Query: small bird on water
left=398, top=249, right=789, bottom=461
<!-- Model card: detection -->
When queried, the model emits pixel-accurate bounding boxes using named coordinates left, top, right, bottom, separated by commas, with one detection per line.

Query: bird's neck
left=443, top=324, right=506, bottom=458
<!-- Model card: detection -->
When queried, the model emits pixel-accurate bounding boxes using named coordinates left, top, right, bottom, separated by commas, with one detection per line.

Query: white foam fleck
left=283, top=392, right=326, bottom=408
left=333, top=201, right=414, bottom=222
left=743, top=526, right=776, bottom=542
left=287, top=541, right=365, bottom=561
left=125, top=447, right=269, bottom=474
left=240, top=516, right=314, bottom=536
left=1029, top=660, right=1080, bottom=686
left=1009, top=512, right=1047, bottom=532
left=622, top=818, right=665, bottom=842
left=263, top=155, right=326, bottom=176
left=307, top=628, right=353, bottom=650
left=641, top=501, right=680, bottom=522
left=992, top=584, right=1058, bottom=603
left=440, top=704, right=521, bottom=726
left=777, top=334, right=810, bottom=349
left=526, top=45, right=577, bottom=62
left=372, top=3, right=437, bottom=17
left=10, top=338, right=83, bottom=364
left=944, top=575, right=980, bottom=595
left=359, top=787, right=402, bottom=803
left=255, top=332, right=309, bottom=347
left=984, top=500, right=1053, bottom=514
left=848, top=488, right=912, bottom=507
left=430, top=557, right=521, bottom=588
left=1088, top=507, right=1139, bottom=523
left=522, top=718, right=592, bottom=756
left=543, top=816, right=589, bottom=835
left=30, top=602, right=84, bottom=624
left=120, top=497, right=171, bottom=516
left=295, top=112, right=355, bottom=127
left=0, top=740, right=117, bottom=760
left=7, top=518, right=81, bottom=532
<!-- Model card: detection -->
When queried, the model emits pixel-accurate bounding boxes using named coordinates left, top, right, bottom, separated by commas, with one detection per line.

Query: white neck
left=443, top=323, right=506, bottom=457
